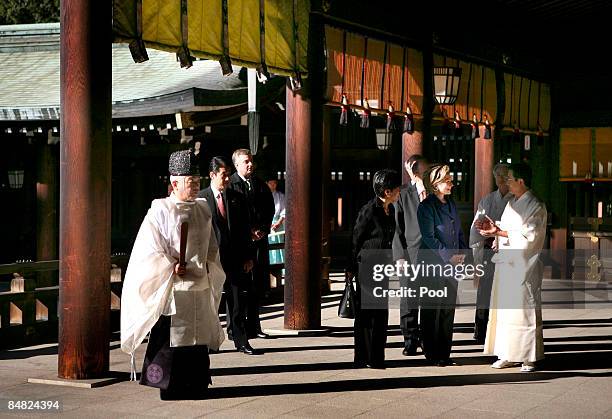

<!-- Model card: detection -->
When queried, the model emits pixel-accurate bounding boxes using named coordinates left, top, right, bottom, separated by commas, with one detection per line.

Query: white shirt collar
left=238, top=174, right=250, bottom=183
left=170, top=192, right=195, bottom=205
left=210, top=185, right=223, bottom=198
left=412, top=180, right=425, bottom=195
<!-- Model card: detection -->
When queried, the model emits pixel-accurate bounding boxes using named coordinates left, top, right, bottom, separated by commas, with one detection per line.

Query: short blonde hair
left=423, top=164, right=450, bottom=194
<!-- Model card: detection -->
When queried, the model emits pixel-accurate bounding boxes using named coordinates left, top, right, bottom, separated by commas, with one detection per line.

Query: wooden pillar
left=283, top=3, right=324, bottom=330
left=284, top=81, right=322, bottom=330
left=59, top=0, right=112, bottom=379
left=36, top=144, right=59, bottom=288
left=401, top=131, right=423, bottom=185
left=473, top=128, right=494, bottom=212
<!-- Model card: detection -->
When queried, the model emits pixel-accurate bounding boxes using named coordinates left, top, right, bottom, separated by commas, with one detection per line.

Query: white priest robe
left=120, top=194, right=226, bottom=359
left=484, top=190, right=547, bottom=362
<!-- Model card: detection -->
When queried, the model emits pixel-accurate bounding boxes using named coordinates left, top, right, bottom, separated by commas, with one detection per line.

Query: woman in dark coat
left=417, top=164, right=467, bottom=366
left=346, top=169, right=401, bottom=369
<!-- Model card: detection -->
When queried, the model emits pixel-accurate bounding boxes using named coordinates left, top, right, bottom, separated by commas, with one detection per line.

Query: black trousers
left=474, top=256, right=495, bottom=341
left=140, top=316, right=210, bottom=396
left=246, top=239, right=270, bottom=335
left=224, top=274, right=249, bottom=348
left=354, top=308, right=389, bottom=366
left=399, top=275, right=420, bottom=344
left=420, top=278, right=458, bottom=362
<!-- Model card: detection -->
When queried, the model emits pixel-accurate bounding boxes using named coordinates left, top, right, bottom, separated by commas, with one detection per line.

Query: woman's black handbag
left=338, top=279, right=356, bottom=319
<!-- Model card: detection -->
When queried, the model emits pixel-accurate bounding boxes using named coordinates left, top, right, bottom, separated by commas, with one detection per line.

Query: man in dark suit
left=228, top=149, right=275, bottom=339
left=199, top=156, right=259, bottom=355
left=392, top=154, right=429, bottom=356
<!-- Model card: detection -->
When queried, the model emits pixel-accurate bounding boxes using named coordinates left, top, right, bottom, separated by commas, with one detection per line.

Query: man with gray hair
left=469, top=163, right=513, bottom=343
left=393, top=154, right=429, bottom=356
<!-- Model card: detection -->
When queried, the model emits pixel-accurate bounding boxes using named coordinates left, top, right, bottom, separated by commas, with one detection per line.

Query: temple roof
left=0, top=23, right=260, bottom=121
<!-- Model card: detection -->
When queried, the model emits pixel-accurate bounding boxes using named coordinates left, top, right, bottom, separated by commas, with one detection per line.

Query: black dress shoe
left=402, top=342, right=418, bottom=356
left=237, top=344, right=260, bottom=355
left=437, top=359, right=457, bottom=367
left=353, top=361, right=367, bottom=369
left=256, top=331, right=270, bottom=339
left=366, top=362, right=386, bottom=369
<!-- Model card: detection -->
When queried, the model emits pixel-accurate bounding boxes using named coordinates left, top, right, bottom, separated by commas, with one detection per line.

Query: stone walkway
left=1, top=278, right=611, bottom=418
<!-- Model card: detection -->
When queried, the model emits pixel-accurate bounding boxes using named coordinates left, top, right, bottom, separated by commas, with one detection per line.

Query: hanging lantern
left=375, top=128, right=392, bottom=151
left=471, top=113, right=479, bottom=140
left=483, top=115, right=492, bottom=139
left=386, top=103, right=397, bottom=131
left=403, top=105, right=414, bottom=134
left=360, top=98, right=371, bottom=129
left=339, top=94, right=349, bottom=126
left=8, top=170, right=24, bottom=189
left=433, top=66, right=462, bottom=105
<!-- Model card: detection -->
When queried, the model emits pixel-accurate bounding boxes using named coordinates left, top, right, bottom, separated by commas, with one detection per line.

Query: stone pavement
left=1, top=277, right=611, bottom=418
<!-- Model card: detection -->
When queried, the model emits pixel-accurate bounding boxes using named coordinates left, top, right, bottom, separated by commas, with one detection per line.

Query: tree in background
left=0, top=0, right=59, bottom=25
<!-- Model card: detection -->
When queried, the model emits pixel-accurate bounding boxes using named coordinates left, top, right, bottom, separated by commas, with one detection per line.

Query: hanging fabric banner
left=324, top=25, right=424, bottom=115
left=504, top=73, right=551, bottom=133
left=112, top=0, right=309, bottom=76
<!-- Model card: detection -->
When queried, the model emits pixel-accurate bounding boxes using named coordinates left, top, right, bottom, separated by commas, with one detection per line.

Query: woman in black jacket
left=346, top=169, right=401, bottom=369
left=417, top=164, right=467, bottom=366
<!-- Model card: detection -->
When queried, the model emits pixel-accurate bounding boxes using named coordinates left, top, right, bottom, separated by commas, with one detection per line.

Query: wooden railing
left=0, top=241, right=336, bottom=350
left=0, top=254, right=129, bottom=350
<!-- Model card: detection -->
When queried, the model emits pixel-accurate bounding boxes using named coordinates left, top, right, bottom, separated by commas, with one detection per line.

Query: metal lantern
left=8, top=170, right=24, bottom=189
left=433, top=66, right=462, bottom=105
left=375, top=128, right=392, bottom=151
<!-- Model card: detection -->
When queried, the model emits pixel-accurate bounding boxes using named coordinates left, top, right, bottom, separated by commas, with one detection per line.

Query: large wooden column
left=59, top=0, right=112, bottom=379
left=401, top=131, right=423, bottom=185
left=473, top=128, right=494, bottom=212
left=284, top=81, right=322, bottom=329
left=36, top=144, right=59, bottom=288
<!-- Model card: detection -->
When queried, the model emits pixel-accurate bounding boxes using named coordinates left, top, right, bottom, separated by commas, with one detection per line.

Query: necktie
left=216, top=193, right=226, bottom=219
left=245, top=179, right=252, bottom=192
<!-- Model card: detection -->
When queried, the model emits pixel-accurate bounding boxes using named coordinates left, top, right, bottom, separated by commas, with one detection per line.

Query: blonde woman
left=417, top=164, right=466, bottom=366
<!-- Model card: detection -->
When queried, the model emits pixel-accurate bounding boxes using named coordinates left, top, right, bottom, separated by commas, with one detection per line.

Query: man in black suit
left=392, top=154, right=429, bottom=356
left=228, top=149, right=275, bottom=339
left=199, top=157, right=259, bottom=355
